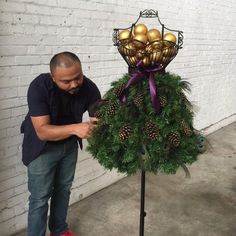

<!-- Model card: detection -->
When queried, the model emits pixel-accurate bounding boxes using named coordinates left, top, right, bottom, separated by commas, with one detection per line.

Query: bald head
left=50, top=52, right=81, bottom=75
left=50, top=52, right=84, bottom=94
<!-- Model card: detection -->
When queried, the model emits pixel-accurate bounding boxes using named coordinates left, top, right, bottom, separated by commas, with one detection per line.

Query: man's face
left=51, top=62, right=84, bottom=94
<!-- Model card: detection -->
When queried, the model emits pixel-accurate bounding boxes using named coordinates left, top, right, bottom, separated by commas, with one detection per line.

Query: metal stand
left=139, top=170, right=146, bottom=236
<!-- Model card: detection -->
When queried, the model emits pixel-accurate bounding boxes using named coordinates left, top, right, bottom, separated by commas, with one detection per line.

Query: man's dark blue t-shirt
left=21, top=73, right=101, bottom=166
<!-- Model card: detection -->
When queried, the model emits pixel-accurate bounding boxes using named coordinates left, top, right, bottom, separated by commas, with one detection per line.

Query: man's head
left=50, top=52, right=83, bottom=94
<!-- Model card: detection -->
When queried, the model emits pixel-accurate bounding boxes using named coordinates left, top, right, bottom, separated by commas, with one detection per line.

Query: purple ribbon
left=120, top=60, right=163, bottom=114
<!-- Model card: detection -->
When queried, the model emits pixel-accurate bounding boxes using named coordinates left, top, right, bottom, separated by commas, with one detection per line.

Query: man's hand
left=73, top=121, right=95, bottom=139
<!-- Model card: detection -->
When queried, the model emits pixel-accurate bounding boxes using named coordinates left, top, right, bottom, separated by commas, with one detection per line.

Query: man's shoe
left=60, top=231, right=75, bottom=236
left=50, top=231, right=75, bottom=236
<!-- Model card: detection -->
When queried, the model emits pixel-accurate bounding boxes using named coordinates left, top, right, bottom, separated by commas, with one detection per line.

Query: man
left=21, top=52, right=101, bottom=236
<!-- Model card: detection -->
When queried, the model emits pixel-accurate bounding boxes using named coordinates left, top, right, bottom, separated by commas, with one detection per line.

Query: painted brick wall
left=0, top=0, right=235, bottom=234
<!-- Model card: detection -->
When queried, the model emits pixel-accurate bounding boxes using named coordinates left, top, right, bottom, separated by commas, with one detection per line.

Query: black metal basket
left=113, top=9, right=183, bottom=69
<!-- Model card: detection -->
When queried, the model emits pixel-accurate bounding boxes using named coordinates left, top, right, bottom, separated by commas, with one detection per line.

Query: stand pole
left=139, top=170, right=146, bottom=236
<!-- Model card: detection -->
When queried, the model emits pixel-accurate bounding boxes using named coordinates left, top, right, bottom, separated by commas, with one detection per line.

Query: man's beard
left=68, top=87, right=80, bottom=95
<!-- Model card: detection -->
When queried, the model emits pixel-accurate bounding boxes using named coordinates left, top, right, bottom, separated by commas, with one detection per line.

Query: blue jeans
left=27, top=137, right=78, bottom=236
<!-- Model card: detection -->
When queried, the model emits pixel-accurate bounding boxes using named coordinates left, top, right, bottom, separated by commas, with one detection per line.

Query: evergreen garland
left=87, top=72, right=203, bottom=175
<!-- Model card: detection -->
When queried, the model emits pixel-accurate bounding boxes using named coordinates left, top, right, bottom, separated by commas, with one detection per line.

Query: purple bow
left=120, top=60, right=163, bottom=114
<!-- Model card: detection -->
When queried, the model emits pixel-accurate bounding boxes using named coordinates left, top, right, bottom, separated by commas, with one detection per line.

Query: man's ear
left=50, top=73, right=56, bottom=82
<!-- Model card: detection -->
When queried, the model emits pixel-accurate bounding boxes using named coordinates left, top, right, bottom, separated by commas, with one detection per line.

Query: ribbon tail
left=120, top=72, right=144, bottom=103
left=149, top=73, right=161, bottom=114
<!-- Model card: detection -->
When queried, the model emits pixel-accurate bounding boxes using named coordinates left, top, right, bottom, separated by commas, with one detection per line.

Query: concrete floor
left=15, top=122, right=236, bottom=236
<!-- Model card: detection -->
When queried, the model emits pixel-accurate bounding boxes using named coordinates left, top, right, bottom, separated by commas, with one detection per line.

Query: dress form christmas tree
left=87, top=10, right=206, bottom=236
left=87, top=9, right=204, bottom=176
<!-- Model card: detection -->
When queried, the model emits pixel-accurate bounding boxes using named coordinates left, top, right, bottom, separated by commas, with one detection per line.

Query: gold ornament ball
left=119, top=30, right=132, bottom=44
left=149, top=51, right=163, bottom=65
left=123, top=42, right=136, bottom=56
left=163, top=33, right=177, bottom=47
left=143, top=56, right=151, bottom=66
left=128, top=56, right=138, bottom=66
left=163, top=47, right=177, bottom=57
left=133, top=34, right=148, bottom=48
left=136, top=50, right=145, bottom=59
left=161, top=56, right=170, bottom=65
left=170, top=47, right=177, bottom=57
left=146, top=41, right=163, bottom=54
left=147, top=29, right=161, bottom=43
left=162, top=47, right=171, bottom=57
left=134, top=24, right=148, bottom=35
left=145, top=44, right=153, bottom=54
left=152, top=41, right=163, bottom=51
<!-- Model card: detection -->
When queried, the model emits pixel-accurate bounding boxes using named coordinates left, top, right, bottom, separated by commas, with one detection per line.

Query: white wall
left=0, top=0, right=235, bottom=234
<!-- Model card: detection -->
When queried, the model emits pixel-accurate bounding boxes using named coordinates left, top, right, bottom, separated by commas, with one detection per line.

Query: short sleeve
left=27, top=80, right=50, bottom=117
left=87, top=82, right=101, bottom=117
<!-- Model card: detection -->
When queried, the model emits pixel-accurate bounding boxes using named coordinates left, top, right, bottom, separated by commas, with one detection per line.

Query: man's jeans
left=27, top=137, right=78, bottom=236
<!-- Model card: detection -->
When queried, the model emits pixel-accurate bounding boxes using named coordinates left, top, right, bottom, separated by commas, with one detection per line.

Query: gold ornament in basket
left=113, top=9, right=183, bottom=68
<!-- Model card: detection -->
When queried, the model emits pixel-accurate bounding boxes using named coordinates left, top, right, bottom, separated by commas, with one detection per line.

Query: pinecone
left=113, top=84, right=126, bottom=97
left=168, top=131, right=181, bottom=147
left=94, top=111, right=102, bottom=119
left=106, top=102, right=119, bottom=116
left=159, top=95, right=167, bottom=107
left=133, top=91, right=144, bottom=109
left=145, top=121, right=159, bottom=141
left=119, top=124, right=133, bottom=141
left=181, top=120, right=193, bottom=136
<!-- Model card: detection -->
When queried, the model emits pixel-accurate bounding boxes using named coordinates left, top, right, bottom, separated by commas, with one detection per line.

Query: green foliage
left=87, top=72, right=202, bottom=175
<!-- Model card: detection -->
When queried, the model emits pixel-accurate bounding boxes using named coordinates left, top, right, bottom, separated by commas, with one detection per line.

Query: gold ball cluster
left=118, top=23, right=178, bottom=67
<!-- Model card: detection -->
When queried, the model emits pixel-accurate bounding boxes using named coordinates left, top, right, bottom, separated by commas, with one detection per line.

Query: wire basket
left=113, top=9, right=183, bottom=69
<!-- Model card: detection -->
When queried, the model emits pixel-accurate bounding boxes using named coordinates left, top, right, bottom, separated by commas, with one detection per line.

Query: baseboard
left=201, top=113, right=236, bottom=135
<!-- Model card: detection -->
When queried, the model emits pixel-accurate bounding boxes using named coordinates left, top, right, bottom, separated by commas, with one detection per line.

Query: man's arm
left=31, top=115, right=93, bottom=141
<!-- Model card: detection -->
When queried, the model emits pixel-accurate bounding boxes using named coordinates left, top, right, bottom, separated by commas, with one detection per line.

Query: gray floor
left=15, top=122, right=236, bottom=236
